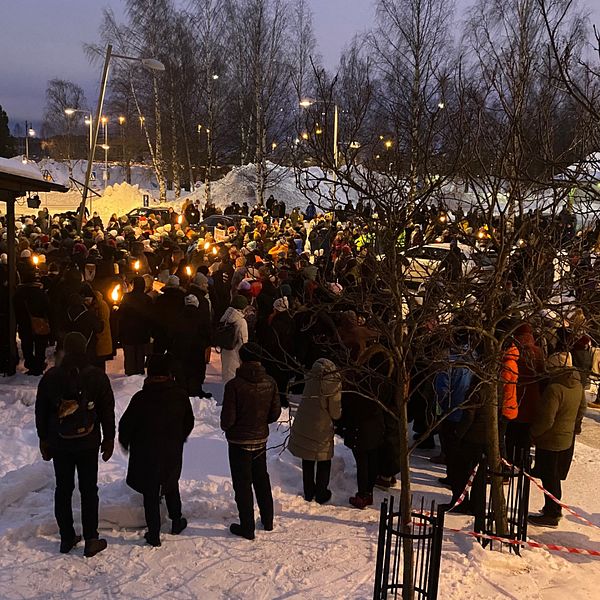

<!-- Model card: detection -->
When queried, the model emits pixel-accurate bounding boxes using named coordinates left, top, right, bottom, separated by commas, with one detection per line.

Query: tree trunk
left=179, top=100, right=195, bottom=191
left=395, top=371, right=415, bottom=600
left=153, top=76, right=167, bottom=202
left=169, top=78, right=180, bottom=199
left=482, top=338, right=508, bottom=537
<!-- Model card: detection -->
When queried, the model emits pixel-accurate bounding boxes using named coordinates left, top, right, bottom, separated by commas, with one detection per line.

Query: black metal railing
left=373, top=497, right=445, bottom=600
left=477, top=450, right=532, bottom=555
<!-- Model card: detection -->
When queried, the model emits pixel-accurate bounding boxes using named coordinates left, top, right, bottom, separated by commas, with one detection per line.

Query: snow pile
left=91, top=181, right=145, bottom=222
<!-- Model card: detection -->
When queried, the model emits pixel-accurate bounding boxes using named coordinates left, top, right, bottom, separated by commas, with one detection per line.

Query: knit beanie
left=63, top=332, right=88, bottom=356
left=231, top=295, right=249, bottom=310
left=239, top=342, right=262, bottom=363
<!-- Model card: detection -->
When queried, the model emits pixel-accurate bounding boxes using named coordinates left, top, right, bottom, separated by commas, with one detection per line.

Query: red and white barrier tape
left=501, top=458, right=600, bottom=530
left=445, top=527, right=600, bottom=557
left=443, top=463, right=479, bottom=513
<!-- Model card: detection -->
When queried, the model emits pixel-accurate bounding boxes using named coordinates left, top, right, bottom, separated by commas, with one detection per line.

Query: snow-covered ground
left=0, top=350, right=599, bottom=599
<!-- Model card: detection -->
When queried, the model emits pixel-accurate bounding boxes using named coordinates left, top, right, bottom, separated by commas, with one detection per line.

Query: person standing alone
left=220, top=343, right=281, bottom=540
left=35, top=331, right=115, bottom=557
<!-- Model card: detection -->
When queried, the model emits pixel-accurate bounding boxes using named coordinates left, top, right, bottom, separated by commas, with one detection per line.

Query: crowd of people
left=0, top=191, right=595, bottom=554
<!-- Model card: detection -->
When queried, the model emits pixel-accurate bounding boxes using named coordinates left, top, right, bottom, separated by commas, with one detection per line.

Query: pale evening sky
left=0, top=0, right=598, bottom=130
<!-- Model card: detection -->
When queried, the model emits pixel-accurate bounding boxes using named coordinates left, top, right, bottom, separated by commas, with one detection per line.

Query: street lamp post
left=23, top=122, right=35, bottom=163
left=101, top=116, right=109, bottom=188
left=77, top=44, right=165, bottom=231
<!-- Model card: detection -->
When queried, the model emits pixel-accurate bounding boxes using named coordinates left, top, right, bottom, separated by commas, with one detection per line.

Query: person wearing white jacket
left=220, top=296, right=249, bottom=384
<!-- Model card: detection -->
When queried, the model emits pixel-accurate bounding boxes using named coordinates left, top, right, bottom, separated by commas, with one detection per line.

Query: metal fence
left=478, top=450, right=532, bottom=555
left=373, top=497, right=445, bottom=600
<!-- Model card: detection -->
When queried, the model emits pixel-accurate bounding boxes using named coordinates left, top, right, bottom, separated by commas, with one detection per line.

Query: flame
left=185, top=265, right=192, bottom=276
left=134, top=260, right=140, bottom=271
left=204, top=242, right=210, bottom=250
left=32, top=255, right=39, bottom=266
left=111, top=284, right=121, bottom=303
left=212, top=247, right=218, bottom=255
left=177, top=215, right=183, bottom=224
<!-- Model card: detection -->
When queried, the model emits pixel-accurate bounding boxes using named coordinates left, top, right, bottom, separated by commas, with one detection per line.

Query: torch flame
left=134, top=260, right=140, bottom=271
left=111, top=284, right=121, bottom=303
left=204, top=242, right=210, bottom=250
left=212, top=247, right=218, bottom=255
left=177, top=215, right=183, bottom=224
left=32, top=255, right=39, bottom=266
left=185, top=265, right=192, bottom=276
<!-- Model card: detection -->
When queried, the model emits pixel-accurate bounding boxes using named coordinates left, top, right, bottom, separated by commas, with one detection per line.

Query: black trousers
left=505, top=421, right=532, bottom=464
left=53, top=447, right=99, bottom=541
left=440, top=421, right=461, bottom=490
left=534, top=446, right=574, bottom=518
left=142, top=486, right=182, bottom=537
left=21, top=333, right=47, bottom=373
left=352, top=448, right=379, bottom=496
left=302, top=459, right=331, bottom=500
left=228, top=443, right=273, bottom=534
left=123, top=344, right=146, bottom=376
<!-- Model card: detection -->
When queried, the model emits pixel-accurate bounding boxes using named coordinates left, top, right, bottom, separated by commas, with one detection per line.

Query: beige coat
left=288, top=359, right=342, bottom=461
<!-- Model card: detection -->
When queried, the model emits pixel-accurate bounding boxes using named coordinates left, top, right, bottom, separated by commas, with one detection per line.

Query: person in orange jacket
left=500, top=342, right=520, bottom=460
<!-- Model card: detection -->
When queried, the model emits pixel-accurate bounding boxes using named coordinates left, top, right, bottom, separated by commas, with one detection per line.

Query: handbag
left=26, top=301, right=50, bottom=336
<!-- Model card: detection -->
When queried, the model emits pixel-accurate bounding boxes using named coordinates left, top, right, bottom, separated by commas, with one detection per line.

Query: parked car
left=126, top=206, right=173, bottom=226
left=401, top=242, right=496, bottom=290
left=200, top=214, right=249, bottom=232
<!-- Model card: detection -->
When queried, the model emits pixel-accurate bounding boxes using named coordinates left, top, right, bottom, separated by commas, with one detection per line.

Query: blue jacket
left=434, top=350, right=474, bottom=423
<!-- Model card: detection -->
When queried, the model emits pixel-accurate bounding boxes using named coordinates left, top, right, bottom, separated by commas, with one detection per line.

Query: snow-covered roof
left=0, top=157, right=69, bottom=195
left=0, top=157, right=47, bottom=182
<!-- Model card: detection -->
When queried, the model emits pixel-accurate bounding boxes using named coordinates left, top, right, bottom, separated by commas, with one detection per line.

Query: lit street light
left=65, top=108, right=93, bottom=153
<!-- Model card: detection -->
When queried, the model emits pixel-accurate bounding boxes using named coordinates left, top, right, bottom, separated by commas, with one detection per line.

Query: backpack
left=214, top=321, right=237, bottom=350
left=57, top=370, right=97, bottom=439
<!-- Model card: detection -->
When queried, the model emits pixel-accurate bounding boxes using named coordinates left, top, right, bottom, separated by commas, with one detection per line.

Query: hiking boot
left=171, top=517, right=187, bottom=535
left=316, top=489, right=332, bottom=505
left=200, top=389, right=213, bottom=399
left=84, top=538, right=108, bottom=557
left=439, top=500, right=473, bottom=515
left=429, top=454, right=446, bottom=465
left=349, top=493, right=373, bottom=510
left=229, top=523, right=255, bottom=540
left=144, top=532, right=162, bottom=547
left=59, top=534, right=81, bottom=554
left=375, top=476, right=393, bottom=490
left=528, top=513, right=560, bottom=528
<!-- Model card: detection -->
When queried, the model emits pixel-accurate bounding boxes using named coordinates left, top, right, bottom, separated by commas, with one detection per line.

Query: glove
left=101, top=439, right=114, bottom=462
left=39, top=439, right=52, bottom=461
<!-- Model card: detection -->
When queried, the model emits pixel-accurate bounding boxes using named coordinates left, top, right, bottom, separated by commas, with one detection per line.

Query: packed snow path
left=0, top=353, right=599, bottom=599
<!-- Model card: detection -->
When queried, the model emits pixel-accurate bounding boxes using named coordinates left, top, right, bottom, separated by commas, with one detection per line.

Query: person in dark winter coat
left=168, top=295, right=212, bottom=398
left=35, top=331, right=115, bottom=558
left=220, top=343, right=281, bottom=540
left=340, top=346, right=387, bottom=509
left=152, top=275, right=185, bottom=354
left=14, top=269, right=50, bottom=375
left=259, top=296, right=296, bottom=407
left=118, top=276, right=154, bottom=375
left=119, top=354, right=194, bottom=547
left=64, top=292, right=103, bottom=363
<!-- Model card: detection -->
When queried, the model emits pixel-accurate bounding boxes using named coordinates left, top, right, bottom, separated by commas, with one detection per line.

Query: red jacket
left=501, top=344, right=520, bottom=420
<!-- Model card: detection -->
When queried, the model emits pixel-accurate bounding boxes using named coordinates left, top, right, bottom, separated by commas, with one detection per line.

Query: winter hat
left=547, top=352, right=573, bottom=370
left=280, top=283, right=292, bottom=298
left=184, top=294, right=199, bottom=308
left=132, top=276, right=145, bottom=293
left=239, top=342, right=263, bottom=363
left=193, top=272, right=209, bottom=291
left=147, top=353, right=172, bottom=377
left=63, top=332, right=88, bottom=356
left=165, top=275, right=180, bottom=288
left=231, top=295, right=249, bottom=310
left=20, top=249, right=31, bottom=258
left=237, top=279, right=252, bottom=292
left=273, top=297, right=289, bottom=312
